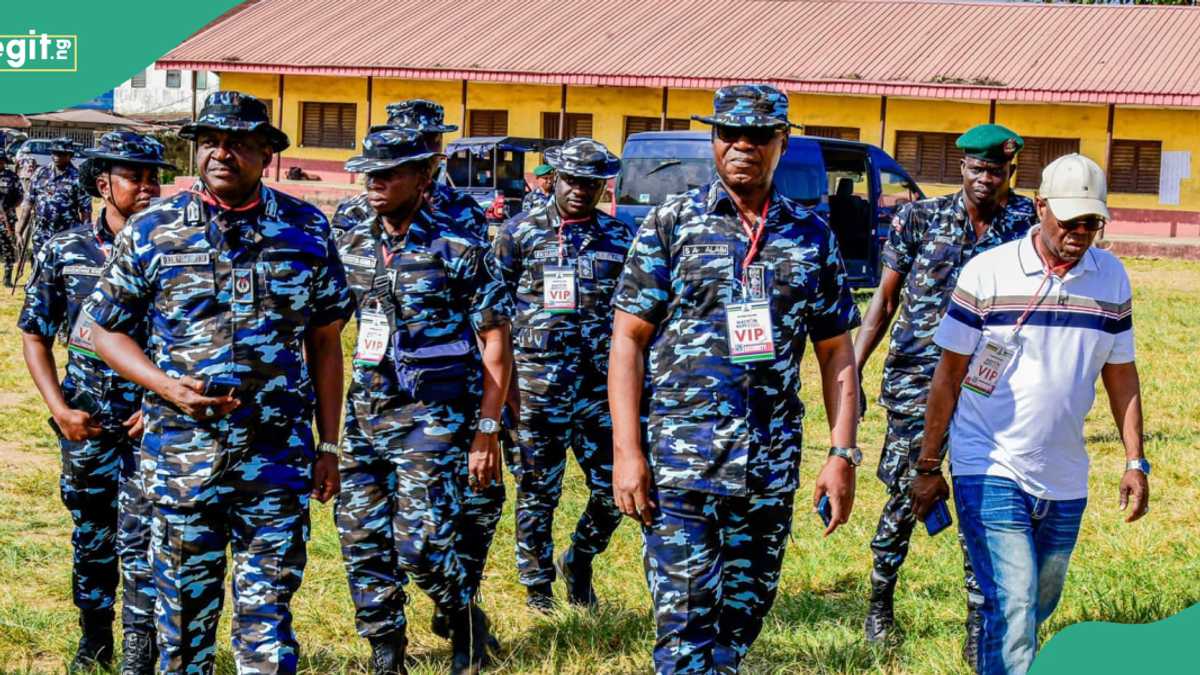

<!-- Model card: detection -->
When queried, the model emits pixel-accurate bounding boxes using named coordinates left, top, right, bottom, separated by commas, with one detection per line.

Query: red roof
left=159, top=0, right=1200, bottom=106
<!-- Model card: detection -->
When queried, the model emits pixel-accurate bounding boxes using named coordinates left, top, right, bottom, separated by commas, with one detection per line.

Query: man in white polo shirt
left=910, top=153, right=1150, bottom=675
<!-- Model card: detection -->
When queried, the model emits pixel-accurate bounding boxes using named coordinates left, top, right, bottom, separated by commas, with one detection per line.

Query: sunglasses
left=1060, top=217, right=1105, bottom=232
left=715, top=125, right=782, bottom=145
left=560, top=174, right=604, bottom=190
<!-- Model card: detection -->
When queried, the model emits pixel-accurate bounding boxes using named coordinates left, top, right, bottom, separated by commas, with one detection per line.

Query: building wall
left=114, top=68, right=218, bottom=116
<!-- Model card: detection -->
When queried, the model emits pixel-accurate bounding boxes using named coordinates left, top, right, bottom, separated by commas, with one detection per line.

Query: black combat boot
left=368, top=629, right=409, bottom=675
left=863, top=577, right=897, bottom=644
left=555, top=547, right=597, bottom=609
left=70, top=608, right=114, bottom=672
left=963, top=605, right=983, bottom=672
left=525, top=582, right=556, bottom=613
left=119, top=631, right=156, bottom=675
left=448, top=603, right=492, bottom=675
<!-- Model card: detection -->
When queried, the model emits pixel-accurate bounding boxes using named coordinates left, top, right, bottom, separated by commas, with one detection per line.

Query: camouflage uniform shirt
left=520, top=189, right=550, bottom=215
left=26, top=164, right=92, bottom=238
left=880, top=191, right=1035, bottom=416
left=614, top=182, right=860, bottom=497
left=0, top=168, right=22, bottom=222
left=333, top=182, right=488, bottom=242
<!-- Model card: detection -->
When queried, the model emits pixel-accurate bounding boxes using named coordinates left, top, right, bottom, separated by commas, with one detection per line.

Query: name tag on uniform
left=533, top=248, right=560, bottom=260
left=577, top=256, right=594, bottom=280
left=232, top=267, right=254, bottom=315
left=682, top=244, right=731, bottom=257
left=353, top=308, right=391, bottom=368
left=726, top=301, right=775, bottom=363
left=962, top=339, right=1015, bottom=397
left=67, top=309, right=100, bottom=359
left=63, top=264, right=101, bottom=277
left=593, top=251, right=624, bottom=264
left=543, top=265, right=577, bottom=313
left=162, top=252, right=210, bottom=267
left=342, top=254, right=375, bottom=269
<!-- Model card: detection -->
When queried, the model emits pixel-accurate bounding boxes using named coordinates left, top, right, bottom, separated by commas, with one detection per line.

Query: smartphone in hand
left=202, top=374, right=240, bottom=398
left=816, top=495, right=832, bottom=528
left=925, top=499, right=953, bottom=536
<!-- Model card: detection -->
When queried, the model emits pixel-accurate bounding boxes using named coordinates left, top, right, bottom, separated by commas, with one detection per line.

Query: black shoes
left=70, top=608, right=114, bottom=673
left=555, top=548, right=597, bottom=609
left=449, top=603, right=493, bottom=675
left=863, top=579, right=896, bottom=644
left=526, top=583, right=556, bottom=614
left=368, top=629, right=409, bottom=675
left=118, top=631, right=156, bottom=675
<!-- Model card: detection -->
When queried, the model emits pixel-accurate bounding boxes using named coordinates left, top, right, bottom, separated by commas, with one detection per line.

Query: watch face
left=479, top=418, right=499, bottom=434
left=851, top=448, right=863, bottom=465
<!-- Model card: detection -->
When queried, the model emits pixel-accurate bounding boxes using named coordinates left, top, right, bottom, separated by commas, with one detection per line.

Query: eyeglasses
left=715, top=125, right=781, bottom=146
left=1060, top=217, right=1105, bottom=232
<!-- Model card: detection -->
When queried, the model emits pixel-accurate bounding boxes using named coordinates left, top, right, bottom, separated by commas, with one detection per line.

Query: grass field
left=0, top=256, right=1196, bottom=674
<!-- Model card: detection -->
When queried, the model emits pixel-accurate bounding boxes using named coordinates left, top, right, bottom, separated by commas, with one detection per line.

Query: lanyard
left=557, top=215, right=591, bottom=266
left=95, top=233, right=111, bottom=260
left=737, top=197, right=770, bottom=298
left=1010, top=238, right=1074, bottom=339
left=187, top=187, right=262, bottom=213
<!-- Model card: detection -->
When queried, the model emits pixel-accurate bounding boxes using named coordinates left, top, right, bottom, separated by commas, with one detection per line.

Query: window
left=194, top=71, right=208, bottom=90
left=805, top=125, right=860, bottom=141
left=894, top=130, right=964, bottom=184
left=300, top=102, right=357, bottom=149
left=130, top=70, right=146, bottom=88
left=1015, top=137, right=1080, bottom=190
left=165, top=70, right=181, bottom=89
left=622, top=116, right=690, bottom=144
left=1108, top=139, right=1161, bottom=194
left=542, top=112, right=593, bottom=140
left=469, top=110, right=508, bottom=137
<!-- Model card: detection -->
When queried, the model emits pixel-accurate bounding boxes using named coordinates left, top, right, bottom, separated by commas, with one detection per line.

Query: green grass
left=0, top=257, right=1197, bottom=673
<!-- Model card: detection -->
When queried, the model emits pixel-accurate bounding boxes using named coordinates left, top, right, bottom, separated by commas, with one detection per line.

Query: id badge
left=67, top=309, right=100, bottom=359
left=353, top=308, right=391, bottom=368
left=962, top=338, right=1015, bottom=397
left=232, top=267, right=254, bottom=316
left=543, top=264, right=577, bottom=314
left=726, top=300, right=775, bottom=363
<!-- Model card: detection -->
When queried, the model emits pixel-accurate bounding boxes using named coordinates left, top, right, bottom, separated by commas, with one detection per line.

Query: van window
left=617, top=158, right=713, bottom=205
left=879, top=169, right=920, bottom=209
left=447, top=150, right=471, bottom=187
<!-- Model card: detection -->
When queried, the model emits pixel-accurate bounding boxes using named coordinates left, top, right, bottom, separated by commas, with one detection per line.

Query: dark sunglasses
left=560, top=174, right=604, bottom=190
left=715, top=125, right=782, bottom=145
left=1060, top=217, right=1105, bottom=232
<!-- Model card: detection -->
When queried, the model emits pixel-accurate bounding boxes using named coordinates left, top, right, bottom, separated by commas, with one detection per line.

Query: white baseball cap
left=1038, top=153, right=1110, bottom=222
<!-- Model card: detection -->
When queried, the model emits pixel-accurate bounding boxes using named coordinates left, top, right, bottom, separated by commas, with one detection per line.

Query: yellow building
left=160, top=0, right=1200, bottom=236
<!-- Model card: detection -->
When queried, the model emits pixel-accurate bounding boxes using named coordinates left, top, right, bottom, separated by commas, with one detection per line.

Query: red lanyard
left=1012, top=237, right=1074, bottom=335
left=557, top=216, right=591, bottom=265
left=187, top=188, right=262, bottom=213
left=96, top=233, right=111, bottom=260
left=738, top=197, right=770, bottom=292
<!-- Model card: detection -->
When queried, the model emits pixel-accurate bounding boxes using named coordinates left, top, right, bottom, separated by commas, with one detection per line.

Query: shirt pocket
left=392, top=256, right=451, bottom=323
left=258, top=253, right=316, bottom=317
left=675, top=254, right=734, bottom=316
left=157, top=262, right=216, bottom=321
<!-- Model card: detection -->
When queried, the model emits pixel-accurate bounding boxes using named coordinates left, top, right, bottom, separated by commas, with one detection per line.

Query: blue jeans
left=953, top=476, right=1086, bottom=675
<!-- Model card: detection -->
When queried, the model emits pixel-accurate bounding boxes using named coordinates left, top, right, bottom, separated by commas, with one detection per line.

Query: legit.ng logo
left=0, top=30, right=77, bottom=72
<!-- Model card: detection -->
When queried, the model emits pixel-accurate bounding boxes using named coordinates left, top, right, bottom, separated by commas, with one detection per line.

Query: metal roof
left=159, top=0, right=1200, bottom=106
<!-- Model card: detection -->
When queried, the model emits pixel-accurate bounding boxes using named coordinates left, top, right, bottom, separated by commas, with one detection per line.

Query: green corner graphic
left=1032, top=601, right=1200, bottom=673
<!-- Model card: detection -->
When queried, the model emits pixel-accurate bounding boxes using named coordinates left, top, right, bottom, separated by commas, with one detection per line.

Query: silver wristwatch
left=317, top=441, right=341, bottom=459
left=477, top=417, right=500, bottom=435
left=1126, top=458, right=1151, bottom=475
left=829, top=446, right=863, bottom=467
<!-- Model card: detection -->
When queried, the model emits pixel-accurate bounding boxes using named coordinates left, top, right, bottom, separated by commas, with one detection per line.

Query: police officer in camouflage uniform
left=519, top=164, right=555, bottom=214
left=83, top=91, right=353, bottom=675
left=853, top=124, right=1036, bottom=667
left=335, top=128, right=511, bottom=675
left=21, top=137, right=92, bottom=256
left=610, top=85, right=863, bottom=674
left=0, top=150, right=23, bottom=287
left=19, top=131, right=172, bottom=674
left=492, top=138, right=628, bottom=611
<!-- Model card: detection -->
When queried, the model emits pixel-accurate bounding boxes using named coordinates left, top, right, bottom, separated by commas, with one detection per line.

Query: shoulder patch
left=162, top=252, right=211, bottom=267
left=681, top=244, right=731, bottom=257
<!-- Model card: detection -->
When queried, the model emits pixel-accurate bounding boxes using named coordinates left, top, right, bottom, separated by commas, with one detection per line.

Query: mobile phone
left=47, top=416, right=65, bottom=441
left=925, top=499, right=953, bottom=536
left=816, top=495, right=832, bottom=528
left=202, top=374, right=241, bottom=398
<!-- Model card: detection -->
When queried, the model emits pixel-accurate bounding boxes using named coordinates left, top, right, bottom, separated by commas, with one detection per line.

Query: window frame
left=300, top=101, right=358, bottom=150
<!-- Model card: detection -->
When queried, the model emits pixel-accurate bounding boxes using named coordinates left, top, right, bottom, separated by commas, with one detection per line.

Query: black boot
left=963, top=605, right=983, bottom=672
left=555, top=547, right=597, bottom=609
left=119, top=631, right=156, bottom=675
left=368, top=629, right=409, bottom=675
left=863, top=577, right=896, bottom=644
left=525, top=582, right=556, bottom=613
left=70, top=608, right=114, bottom=672
left=448, top=603, right=492, bottom=675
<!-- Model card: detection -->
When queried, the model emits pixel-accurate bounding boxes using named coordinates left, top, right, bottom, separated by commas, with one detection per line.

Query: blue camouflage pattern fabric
left=613, top=181, right=860, bottom=674
left=332, top=182, right=488, bottom=242
left=492, top=201, right=631, bottom=587
left=520, top=189, right=550, bottom=215
left=25, top=163, right=92, bottom=254
left=335, top=202, right=511, bottom=637
left=692, top=84, right=797, bottom=129
left=17, top=215, right=156, bottom=634
left=0, top=167, right=22, bottom=264
left=83, top=183, right=353, bottom=674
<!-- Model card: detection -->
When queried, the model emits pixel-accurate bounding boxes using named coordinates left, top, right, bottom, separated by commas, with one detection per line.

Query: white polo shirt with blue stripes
left=934, top=228, right=1135, bottom=501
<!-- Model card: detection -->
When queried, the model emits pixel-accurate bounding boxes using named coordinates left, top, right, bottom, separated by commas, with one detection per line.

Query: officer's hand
left=614, top=447, right=656, bottom=526
left=55, top=408, right=102, bottom=442
left=910, top=473, right=950, bottom=521
left=1119, top=469, right=1149, bottom=523
left=311, top=453, right=340, bottom=503
left=167, top=376, right=240, bottom=421
left=813, top=456, right=856, bottom=536
left=469, top=432, right=501, bottom=490
left=123, top=410, right=144, bottom=439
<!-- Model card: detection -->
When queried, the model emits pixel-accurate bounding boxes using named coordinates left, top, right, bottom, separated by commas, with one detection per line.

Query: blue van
left=615, top=131, right=925, bottom=287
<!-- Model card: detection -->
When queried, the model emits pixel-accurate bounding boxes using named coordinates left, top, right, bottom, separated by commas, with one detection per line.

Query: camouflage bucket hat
left=49, top=137, right=77, bottom=154
left=543, top=138, right=621, bottom=180
left=385, top=99, right=458, bottom=134
left=692, top=84, right=799, bottom=129
left=179, top=91, right=290, bottom=152
left=80, top=131, right=177, bottom=198
left=345, top=128, right=444, bottom=174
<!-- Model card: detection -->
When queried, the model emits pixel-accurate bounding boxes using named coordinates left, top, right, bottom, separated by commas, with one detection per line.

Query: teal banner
left=1032, top=602, right=1200, bottom=674
left=0, top=1, right=241, bottom=112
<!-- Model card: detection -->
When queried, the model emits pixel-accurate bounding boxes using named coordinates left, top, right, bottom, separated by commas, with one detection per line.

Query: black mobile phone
left=816, top=495, right=832, bottom=528
left=925, top=499, right=953, bottom=536
left=47, top=416, right=65, bottom=440
left=202, top=374, right=241, bottom=398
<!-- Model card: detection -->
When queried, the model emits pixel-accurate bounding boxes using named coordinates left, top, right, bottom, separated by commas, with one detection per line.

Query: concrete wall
left=114, top=68, right=218, bottom=116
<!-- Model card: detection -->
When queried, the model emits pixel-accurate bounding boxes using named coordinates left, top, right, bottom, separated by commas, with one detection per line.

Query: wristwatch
left=829, top=446, right=863, bottom=467
left=317, top=441, right=341, bottom=459
left=477, top=417, right=500, bottom=435
left=1126, top=458, right=1151, bottom=475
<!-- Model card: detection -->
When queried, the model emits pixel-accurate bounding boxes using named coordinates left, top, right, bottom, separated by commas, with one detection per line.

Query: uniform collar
left=92, top=210, right=118, bottom=244
left=1018, top=226, right=1099, bottom=278
left=189, top=179, right=275, bottom=219
left=372, top=200, right=436, bottom=250
left=706, top=182, right=794, bottom=221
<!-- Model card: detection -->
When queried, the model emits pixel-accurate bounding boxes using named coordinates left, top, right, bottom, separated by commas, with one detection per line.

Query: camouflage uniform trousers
left=0, top=209, right=15, bottom=264
left=59, top=429, right=156, bottom=633
left=151, top=484, right=309, bottom=674
left=870, top=411, right=983, bottom=609
left=512, top=374, right=622, bottom=587
left=336, top=396, right=504, bottom=638
left=643, top=488, right=794, bottom=675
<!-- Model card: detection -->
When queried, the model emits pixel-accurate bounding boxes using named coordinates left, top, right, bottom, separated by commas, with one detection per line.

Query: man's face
left=960, top=157, right=1012, bottom=207
left=535, top=174, right=554, bottom=192
left=1036, top=197, right=1103, bottom=263
left=98, top=163, right=161, bottom=216
left=195, top=129, right=272, bottom=201
left=554, top=172, right=604, bottom=219
left=51, top=152, right=72, bottom=169
left=365, top=162, right=431, bottom=217
left=712, top=125, right=786, bottom=192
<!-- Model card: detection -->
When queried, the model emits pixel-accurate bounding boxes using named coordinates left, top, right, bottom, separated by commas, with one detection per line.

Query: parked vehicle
left=444, top=136, right=564, bottom=222
left=13, top=138, right=85, bottom=174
